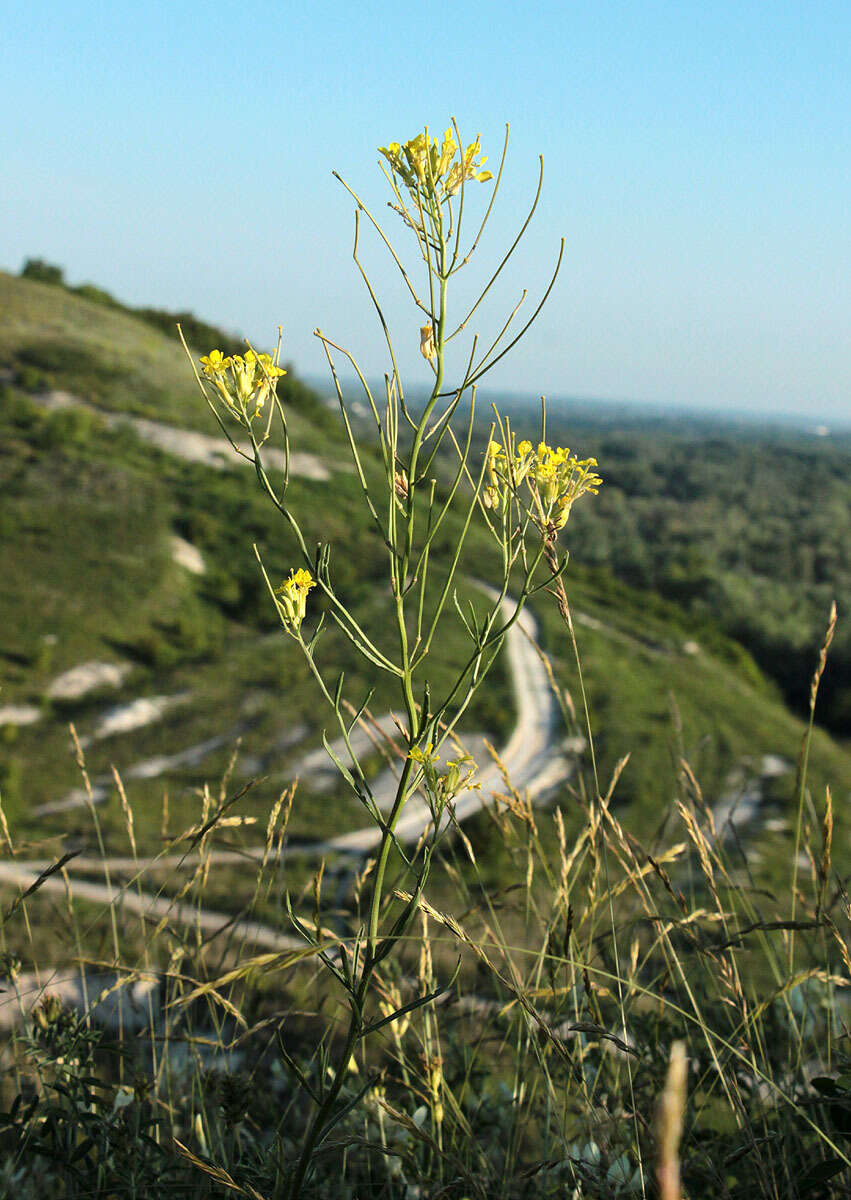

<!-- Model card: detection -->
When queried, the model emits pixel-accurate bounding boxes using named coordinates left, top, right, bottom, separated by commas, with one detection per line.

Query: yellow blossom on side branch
left=274, top=568, right=315, bottom=634
left=408, top=742, right=439, bottom=766
left=199, top=346, right=286, bottom=423
left=484, top=427, right=602, bottom=537
left=408, top=744, right=481, bottom=810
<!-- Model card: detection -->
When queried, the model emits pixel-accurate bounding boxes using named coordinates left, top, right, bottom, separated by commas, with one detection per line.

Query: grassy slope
left=0, top=270, right=335, bottom=448
left=536, top=577, right=846, bottom=829
left=0, top=269, right=848, bottom=883
left=0, top=273, right=514, bottom=850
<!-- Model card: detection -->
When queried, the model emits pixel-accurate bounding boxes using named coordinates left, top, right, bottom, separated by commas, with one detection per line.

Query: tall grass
left=0, top=596, right=847, bottom=1198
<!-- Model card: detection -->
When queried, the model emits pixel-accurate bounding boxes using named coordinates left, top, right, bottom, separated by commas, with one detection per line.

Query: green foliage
left=134, top=305, right=245, bottom=357
left=488, top=410, right=851, bottom=733
left=15, top=339, right=123, bottom=398
left=19, top=258, right=64, bottom=285
left=2, top=269, right=336, bottom=438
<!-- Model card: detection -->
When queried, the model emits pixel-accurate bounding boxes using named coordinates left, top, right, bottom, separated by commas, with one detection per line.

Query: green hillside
left=0, top=267, right=848, bottom=880
left=0, top=269, right=514, bottom=852
left=0, top=268, right=332, bottom=442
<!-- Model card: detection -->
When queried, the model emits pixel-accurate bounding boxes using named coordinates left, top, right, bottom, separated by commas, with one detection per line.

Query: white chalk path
left=34, top=389, right=330, bottom=480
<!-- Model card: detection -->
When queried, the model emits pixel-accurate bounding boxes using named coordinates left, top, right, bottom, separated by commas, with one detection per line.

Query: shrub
left=19, top=258, right=65, bottom=286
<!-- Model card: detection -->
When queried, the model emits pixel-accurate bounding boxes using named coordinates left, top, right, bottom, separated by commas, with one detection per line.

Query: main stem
left=288, top=219, right=449, bottom=1200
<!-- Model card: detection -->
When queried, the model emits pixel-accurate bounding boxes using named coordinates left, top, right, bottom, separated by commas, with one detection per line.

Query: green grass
left=534, top=575, right=850, bottom=835
left=2, top=718, right=849, bottom=1199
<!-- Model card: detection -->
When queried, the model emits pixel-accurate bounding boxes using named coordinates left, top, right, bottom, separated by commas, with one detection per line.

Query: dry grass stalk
left=656, top=1040, right=687, bottom=1200
left=810, top=600, right=837, bottom=713
left=818, top=785, right=833, bottom=916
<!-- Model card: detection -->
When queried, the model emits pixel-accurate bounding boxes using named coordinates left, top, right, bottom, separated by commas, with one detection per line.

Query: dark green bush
left=19, top=258, right=64, bottom=286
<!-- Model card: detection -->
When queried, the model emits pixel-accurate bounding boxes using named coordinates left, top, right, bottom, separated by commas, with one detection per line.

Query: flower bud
left=420, top=324, right=437, bottom=363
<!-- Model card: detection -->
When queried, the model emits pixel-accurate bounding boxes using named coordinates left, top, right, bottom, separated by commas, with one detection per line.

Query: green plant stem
left=289, top=233, right=451, bottom=1200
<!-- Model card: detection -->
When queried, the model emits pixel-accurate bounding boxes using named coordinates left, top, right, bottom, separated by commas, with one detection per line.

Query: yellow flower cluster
left=274, top=568, right=315, bottom=633
left=379, top=129, right=493, bottom=202
left=199, top=348, right=286, bottom=421
left=485, top=435, right=602, bottom=533
left=408, top=744, right=480, bottom=807
left=408, top=741, right=439, bottom=768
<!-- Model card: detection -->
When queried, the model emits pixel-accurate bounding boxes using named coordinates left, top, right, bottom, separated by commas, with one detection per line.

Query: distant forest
left=537, top=408, right=851, bottom=735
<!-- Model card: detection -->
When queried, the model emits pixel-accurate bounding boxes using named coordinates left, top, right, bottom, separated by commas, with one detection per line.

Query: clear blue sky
left=3, top=1, right=850, bottom=421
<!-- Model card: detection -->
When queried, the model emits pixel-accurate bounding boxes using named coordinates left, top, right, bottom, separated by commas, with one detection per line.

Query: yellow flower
left=409, top=741, right=441, bottom=791
left=486, top=439, right=505, bottom=485
left=444, top=135, right=493, bottom=196
left=483, top=427, right=602, bottom=539
left=198, top=345, right=286, bottom=422
left=257, top=352, right=287, bottom=380
left=440, top=753, right=480, bottom=801
left=409, top=742, right=438, bottom=766
left=403, top=133, right=429, bottom=184
left=435, top=128, right=457, bottom=179
left=529, top=442, right=602, bottom=529
left=274, top=568, right=315, bottom=633
left=380, top=127, right=493, bottom=204
left=200, top=349, right=231, bottom=376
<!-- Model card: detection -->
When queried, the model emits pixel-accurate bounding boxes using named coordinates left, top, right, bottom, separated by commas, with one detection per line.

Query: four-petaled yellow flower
left=199, top=346, right=286, bottom=422
left=409, top=742, right=439, bottom=766
left=200, top=349, right=231, bottom=375
left=408, top=744, right=480, bottom=808
left=274, top=568, right=316, bottom=633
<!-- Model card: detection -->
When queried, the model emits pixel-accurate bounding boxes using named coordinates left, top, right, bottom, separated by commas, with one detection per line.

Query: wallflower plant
left=185, top=119, right=600, bottom=1199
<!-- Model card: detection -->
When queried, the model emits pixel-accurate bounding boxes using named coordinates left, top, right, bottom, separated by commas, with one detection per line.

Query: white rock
left=32, top=786, right=109, bottom=817
left=761, top=754, right=790, bottom=778
left=125, top=734, right=225, bottom=780
left=0, top=969, right=160, bottom=1033
left=32, top=391, right=332, bottom=480
left=88, top=693, right=189, bottom=742
left=170, top=536, right=205, bottom=575
left=47, top=661, right=131, bottom=701
left=0, top=705, right=41, bottom=726
left=764, top=817, right=788, bottom=832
